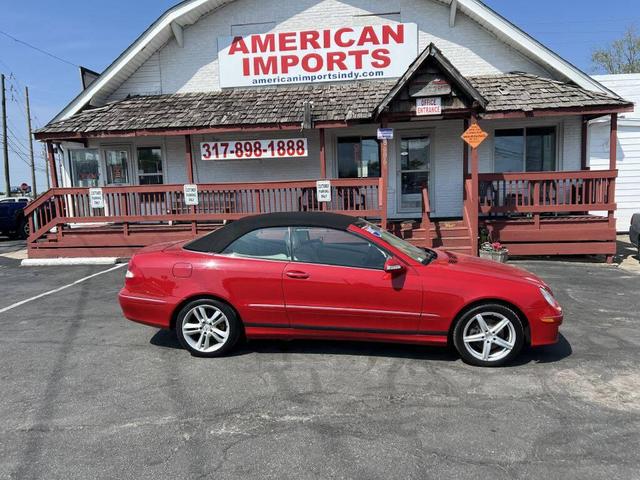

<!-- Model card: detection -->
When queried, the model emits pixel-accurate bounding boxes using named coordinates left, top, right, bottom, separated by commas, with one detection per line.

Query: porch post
left=184, top=134, right=195, bottom=183
left=184, top=134, right=196, bottom=235
left=609, top=113, right=618, bottom=171
left=319, top=128, right=327, bottom=179
left=580, top=115, right=589, bottom=170
left=46, top=141, right=59, bottom=188
left=605, top=113, right=618, bottom=263
left=469, top=117, right=479, bottom=256
left=380, top=120, right=388, bottom=229
left=462, top=118, right=469, bottom=179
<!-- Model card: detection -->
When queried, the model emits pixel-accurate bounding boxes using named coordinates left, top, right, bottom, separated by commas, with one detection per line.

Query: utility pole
left=25, top=86, right=37, bottom=197
left=1, top=74, right=10, bottom=197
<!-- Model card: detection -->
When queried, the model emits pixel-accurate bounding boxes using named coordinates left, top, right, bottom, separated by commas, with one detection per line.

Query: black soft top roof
left=184, top=212, right=359, bottom=253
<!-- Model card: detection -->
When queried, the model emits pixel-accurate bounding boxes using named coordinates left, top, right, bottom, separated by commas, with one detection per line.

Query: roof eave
left=51, top=0, right=230, bottom=124
left=452, top=0, right=618, bottom=96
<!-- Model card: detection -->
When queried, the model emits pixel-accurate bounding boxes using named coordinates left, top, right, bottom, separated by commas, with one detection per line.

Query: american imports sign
left=217, top=23, right=418, bottom=88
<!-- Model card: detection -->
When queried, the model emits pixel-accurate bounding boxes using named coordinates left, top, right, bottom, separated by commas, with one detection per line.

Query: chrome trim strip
left=120, top=294, right=167, bottom=304
left=285, top=304, right=421, bottom=317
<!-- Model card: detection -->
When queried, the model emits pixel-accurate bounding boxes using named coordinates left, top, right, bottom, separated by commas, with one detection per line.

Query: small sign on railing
left=183, top=184, right=199, bottom=206
left=316, top=180, right=331, bottom=202
left=89, top=188, right=104, bottom=209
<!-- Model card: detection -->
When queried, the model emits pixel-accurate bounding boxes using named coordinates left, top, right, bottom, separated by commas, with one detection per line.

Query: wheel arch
left=170, top=294, right=243, bottom=335
left=448, top=298, right=531, bottom=345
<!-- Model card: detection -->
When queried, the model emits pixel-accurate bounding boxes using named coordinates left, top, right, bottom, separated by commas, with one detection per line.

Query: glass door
left=398, top=136, right=431, bottom=213
left=103, top=147, right=131, bottom=185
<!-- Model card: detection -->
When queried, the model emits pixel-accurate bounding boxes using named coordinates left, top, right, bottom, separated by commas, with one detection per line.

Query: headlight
left=125, top=269, right=135, bottom=279
left=539, top=287, right=559, bottom=308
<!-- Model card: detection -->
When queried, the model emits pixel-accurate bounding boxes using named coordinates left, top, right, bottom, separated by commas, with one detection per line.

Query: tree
left=592, top=26, right=640, bottom=74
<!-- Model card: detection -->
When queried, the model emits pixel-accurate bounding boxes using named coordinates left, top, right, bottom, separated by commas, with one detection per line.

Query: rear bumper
left=118, top=289, right=174, bottom=329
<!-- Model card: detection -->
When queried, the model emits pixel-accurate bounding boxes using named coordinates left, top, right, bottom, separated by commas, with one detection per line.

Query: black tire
left=175, top=298, right=241, bottom=358
left=452, top=303, right=525, bottom=367
left=17, top=218, right=28, bottom=240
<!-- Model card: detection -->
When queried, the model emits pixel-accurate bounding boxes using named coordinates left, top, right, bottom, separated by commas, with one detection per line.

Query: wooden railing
left=478, top=170, right=617, bottom=215
left=420, top=184, right=432, bottom=248
left=24, top=178, right=383, bottom=243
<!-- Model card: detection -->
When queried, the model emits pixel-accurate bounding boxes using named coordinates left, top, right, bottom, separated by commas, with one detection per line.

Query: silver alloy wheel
left=182, top=304, right=230, bottom=354
left=462, top=312, right=516, bottom=362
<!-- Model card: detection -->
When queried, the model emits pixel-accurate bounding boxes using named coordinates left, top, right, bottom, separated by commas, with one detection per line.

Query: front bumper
left=118, top=289, right=174, bottom=329
left=529, top=308, right=563, bottom=347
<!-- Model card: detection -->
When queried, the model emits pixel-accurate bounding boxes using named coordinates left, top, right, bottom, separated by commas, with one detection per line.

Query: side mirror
left=384, top=257, right=405, bottom=274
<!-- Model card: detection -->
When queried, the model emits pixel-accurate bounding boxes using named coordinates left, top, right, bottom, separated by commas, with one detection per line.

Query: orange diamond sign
left=461, top=123, right=488, bottom=149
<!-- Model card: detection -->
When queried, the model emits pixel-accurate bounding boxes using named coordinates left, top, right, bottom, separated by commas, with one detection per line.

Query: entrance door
left=398, top=136, right=432, bottom=213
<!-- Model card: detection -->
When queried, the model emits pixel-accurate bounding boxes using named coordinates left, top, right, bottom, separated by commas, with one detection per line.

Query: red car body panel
left=119, top=225, right=562, bottom=349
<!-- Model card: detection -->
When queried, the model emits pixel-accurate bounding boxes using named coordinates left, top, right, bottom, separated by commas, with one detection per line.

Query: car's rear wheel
left=453, top=304, right=524, bottom=367
left=176, top=299, right=241, bottom=357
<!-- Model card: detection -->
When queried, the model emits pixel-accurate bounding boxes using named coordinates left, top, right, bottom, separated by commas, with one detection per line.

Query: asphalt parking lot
left=0, top=248, right=639, bottom=479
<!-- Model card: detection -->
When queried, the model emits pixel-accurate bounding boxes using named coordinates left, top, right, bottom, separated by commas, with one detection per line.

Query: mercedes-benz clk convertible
left=119, top=212, right=562, bottom=366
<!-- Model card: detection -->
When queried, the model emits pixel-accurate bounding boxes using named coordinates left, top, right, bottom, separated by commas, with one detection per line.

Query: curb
left=21, top=257, right=128, bottom=267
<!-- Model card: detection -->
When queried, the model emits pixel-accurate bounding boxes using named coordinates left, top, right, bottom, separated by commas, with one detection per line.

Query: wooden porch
left=24, top=178, right=383, bottom=258
left=23, top=169, right=618, bottom=260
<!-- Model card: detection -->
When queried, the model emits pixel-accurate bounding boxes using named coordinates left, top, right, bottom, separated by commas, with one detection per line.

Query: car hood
left=431, top=249, right=548, bottom=288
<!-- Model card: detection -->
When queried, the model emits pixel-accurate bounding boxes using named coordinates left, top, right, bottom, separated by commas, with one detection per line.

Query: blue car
left=0, top=197, right=30, bottom=239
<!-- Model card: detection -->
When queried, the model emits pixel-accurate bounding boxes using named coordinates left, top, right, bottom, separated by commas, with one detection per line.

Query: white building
left=29, top=0, right=631, bottom=259
left=590, top=74, right=640, bottom=232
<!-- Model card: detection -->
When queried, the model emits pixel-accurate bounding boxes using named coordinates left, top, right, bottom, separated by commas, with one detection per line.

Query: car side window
left=291, top=227, right=388, bottom=270
left=221, top=227, right=290, bottom=261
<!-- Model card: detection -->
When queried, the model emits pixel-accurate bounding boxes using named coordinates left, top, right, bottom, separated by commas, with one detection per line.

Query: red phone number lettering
left=201, top=139, right=307, bottom=160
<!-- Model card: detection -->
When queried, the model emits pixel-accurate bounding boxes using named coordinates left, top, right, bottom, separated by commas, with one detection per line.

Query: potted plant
left=479, top=242, right=509, bottom=263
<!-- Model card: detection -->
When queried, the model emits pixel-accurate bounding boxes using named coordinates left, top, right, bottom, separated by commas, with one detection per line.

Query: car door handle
left=286, top=271, right=310, bottom=279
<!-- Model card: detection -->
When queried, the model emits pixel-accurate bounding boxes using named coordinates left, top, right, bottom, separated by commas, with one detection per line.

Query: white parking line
left=0, top=263, right=127, bottom=314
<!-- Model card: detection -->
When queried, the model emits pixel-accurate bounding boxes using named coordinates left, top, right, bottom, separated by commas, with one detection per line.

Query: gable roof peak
left=374, top=42, right=486, bottom=118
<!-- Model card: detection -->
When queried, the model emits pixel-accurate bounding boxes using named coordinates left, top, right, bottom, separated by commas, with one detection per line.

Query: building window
left=337, top=137, right=380, bottom=178
left=104, top=147, right=130, bottom=185
left=70, top=149, right=100, bottom=187
left=137, top=147, right=163, bottom=184
left=494, top=127, right=556, bottom=172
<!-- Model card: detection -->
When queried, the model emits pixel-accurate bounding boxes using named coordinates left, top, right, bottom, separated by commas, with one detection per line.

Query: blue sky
left=0, top=0, right=638, bottom=190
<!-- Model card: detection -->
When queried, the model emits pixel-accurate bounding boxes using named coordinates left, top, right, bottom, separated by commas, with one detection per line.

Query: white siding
left=190, top=131, right=321, bottom=183
left=109, top=53, right=162, bottom=101
left=589, top=74, right=640, bottom=231
left=107, top=0, right=552, bottom=101
left=90, top=0, right=583, bottom=220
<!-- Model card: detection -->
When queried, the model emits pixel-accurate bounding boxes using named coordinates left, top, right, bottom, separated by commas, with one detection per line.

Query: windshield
left=355, top=220, right=436, bottom=265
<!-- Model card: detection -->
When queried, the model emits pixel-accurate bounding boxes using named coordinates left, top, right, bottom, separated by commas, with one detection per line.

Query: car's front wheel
left=176, top=299, right=241, bottom=357
left=453, top=304, right=525, bottom=367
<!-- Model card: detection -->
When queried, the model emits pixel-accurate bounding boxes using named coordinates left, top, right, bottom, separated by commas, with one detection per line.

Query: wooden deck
left=23, top=170, right=619, bottom=261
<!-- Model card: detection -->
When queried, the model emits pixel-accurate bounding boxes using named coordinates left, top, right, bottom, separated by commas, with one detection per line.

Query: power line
left=0, top=29, right=80, bottom=68
left=0, top=61, right=43, bottom=128
left=6, top=143, right=46, bottom=173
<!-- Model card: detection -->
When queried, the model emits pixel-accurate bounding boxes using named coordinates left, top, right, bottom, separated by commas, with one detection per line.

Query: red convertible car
left=119, top=212, right=563, bottom=366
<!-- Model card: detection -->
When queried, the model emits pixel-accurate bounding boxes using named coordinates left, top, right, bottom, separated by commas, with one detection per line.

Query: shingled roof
left=36, top=80, right=396, bottom=137
left=36, top=73, right=631, bottom=138
left=469, top=73, right=630, bottom=112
